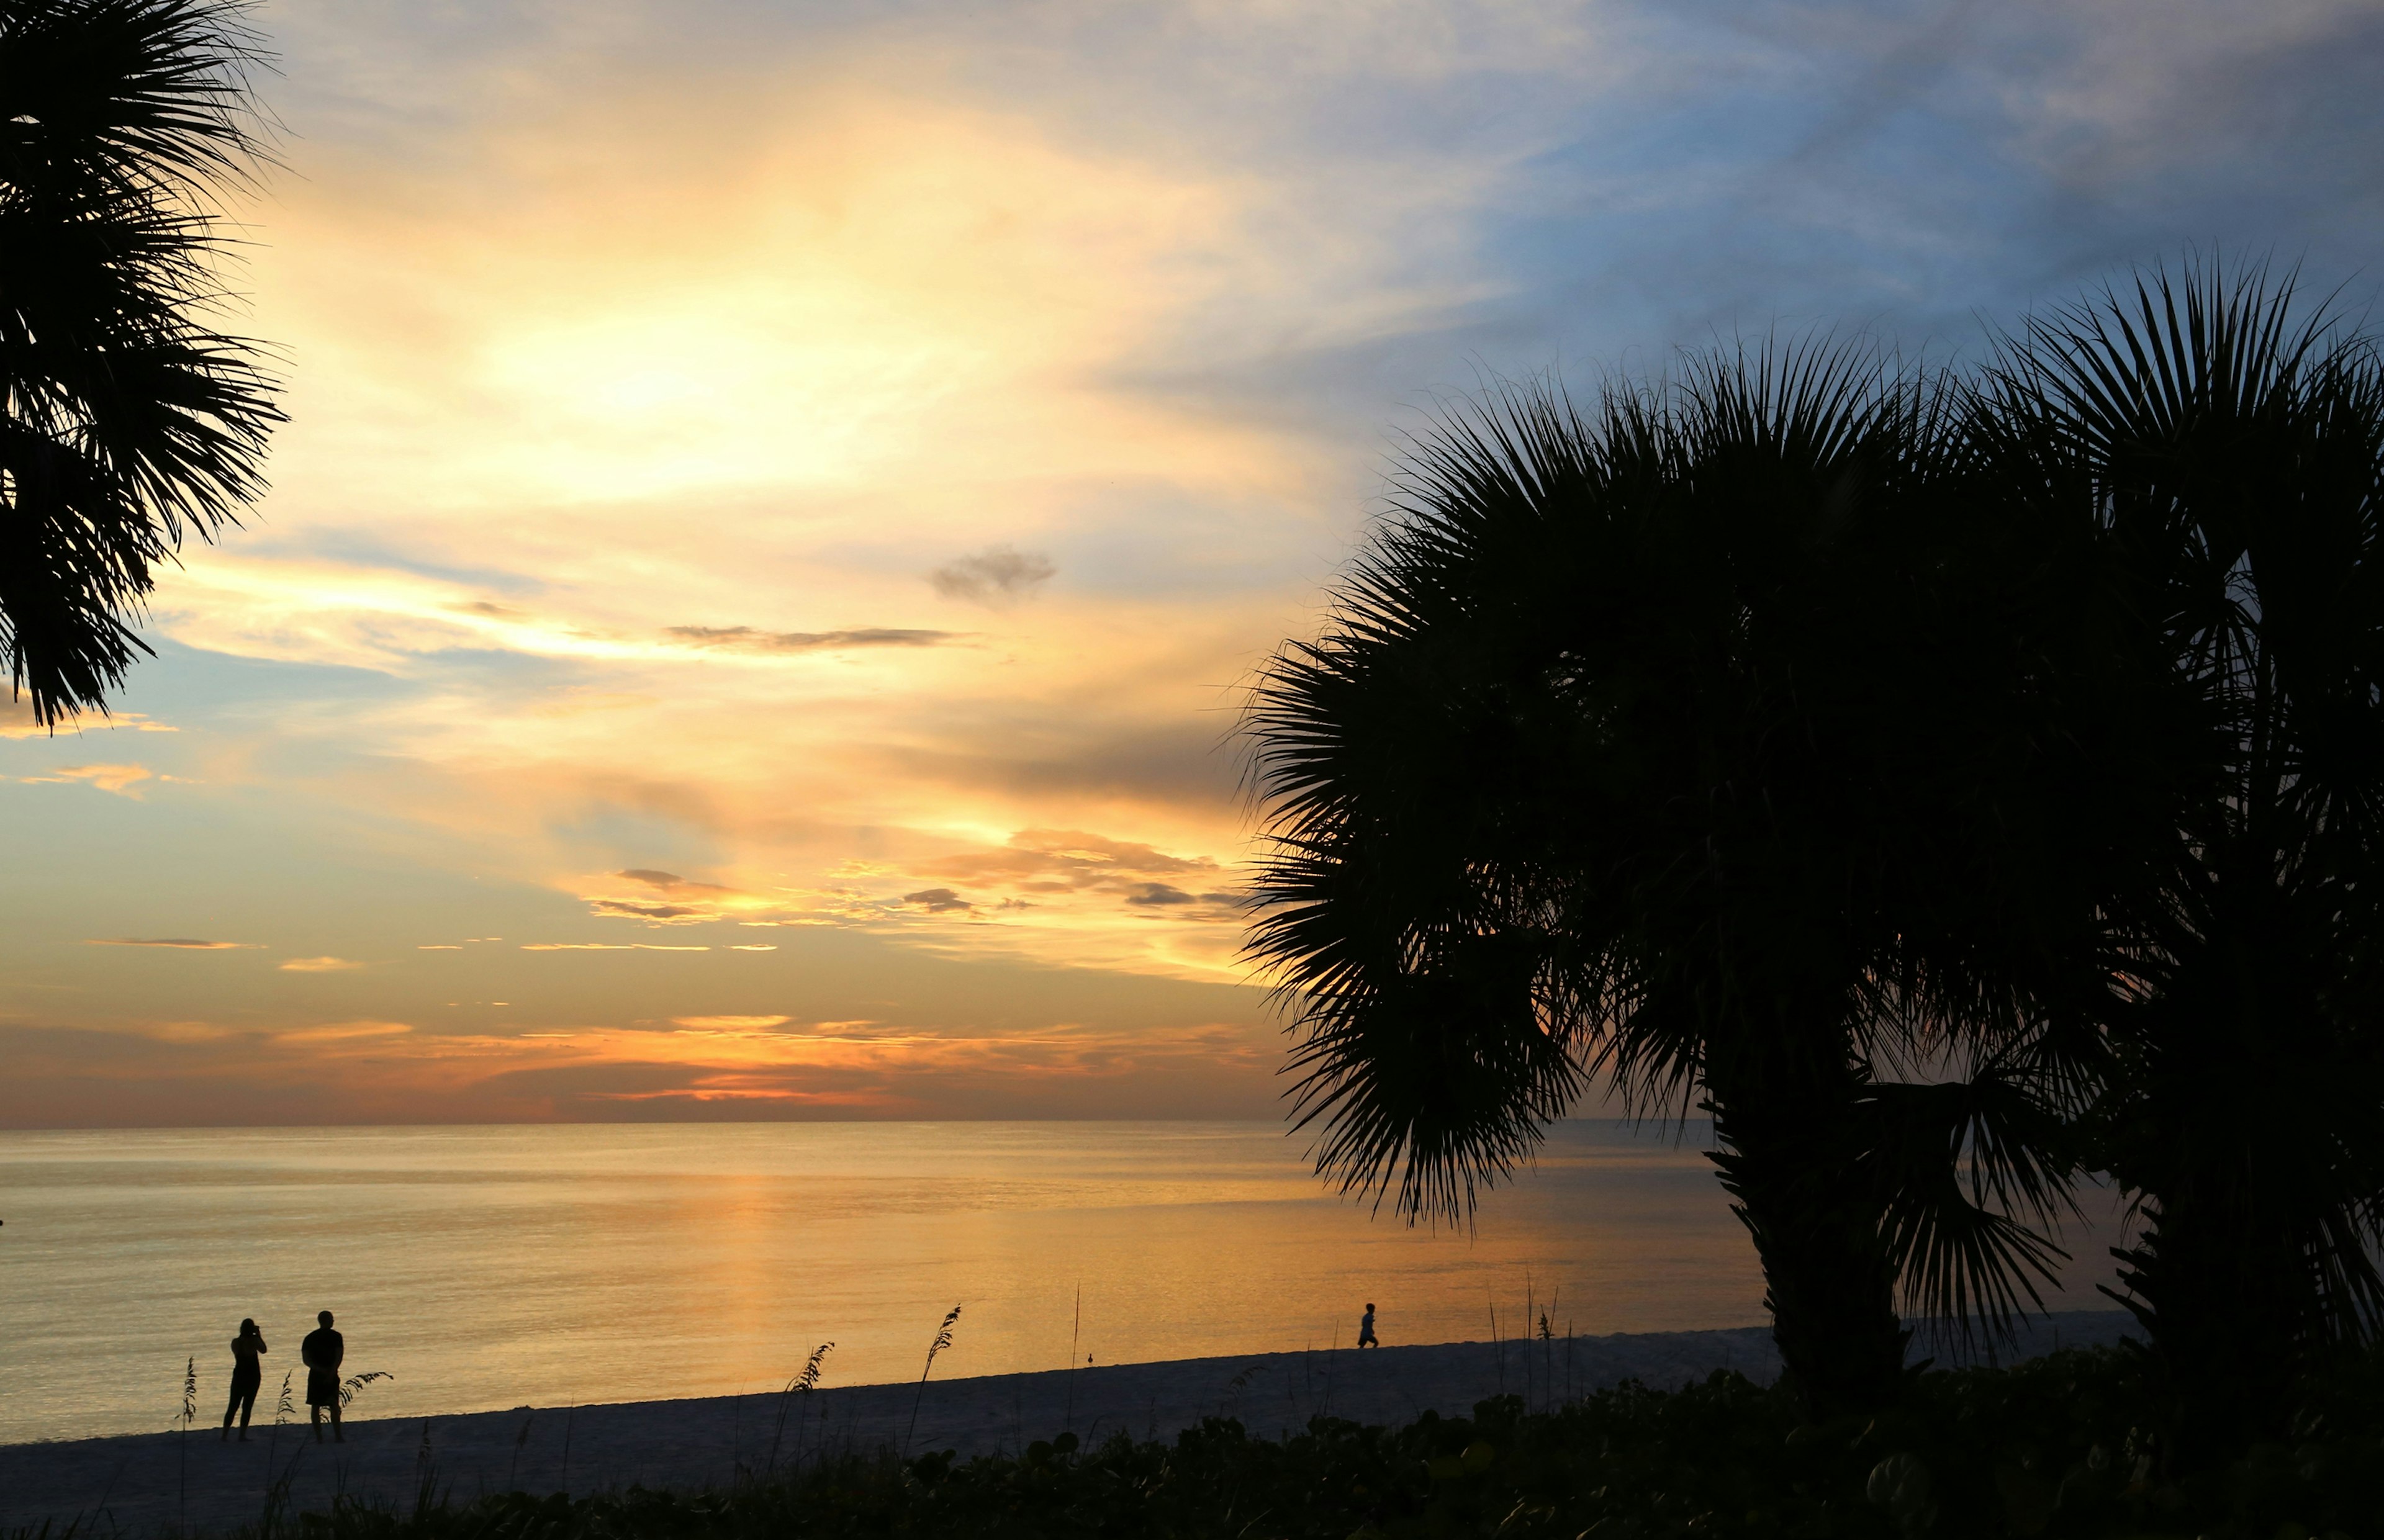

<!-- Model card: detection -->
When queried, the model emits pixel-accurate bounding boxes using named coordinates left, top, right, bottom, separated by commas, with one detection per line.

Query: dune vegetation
left=19, top=1344, right=2380, bottom=1540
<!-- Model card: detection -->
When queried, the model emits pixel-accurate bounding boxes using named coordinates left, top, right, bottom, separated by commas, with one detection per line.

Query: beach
left=0, top=1313, right=2134, bottom=1536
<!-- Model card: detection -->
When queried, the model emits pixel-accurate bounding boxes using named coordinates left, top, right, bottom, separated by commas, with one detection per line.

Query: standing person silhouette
left=1358, top=1302, right=1379, bottom=1348
left=221, top=1318, right=267, bottom=1440
left=301, top=1310, right=345, bottom=1443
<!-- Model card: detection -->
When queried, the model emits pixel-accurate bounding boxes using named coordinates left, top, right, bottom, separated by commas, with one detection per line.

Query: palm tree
left=1, top=0, right=282, bottom=727
left=1247, top=344, right=2077, bottom=1420
left=1971, top=263, right=2384, bottom=1458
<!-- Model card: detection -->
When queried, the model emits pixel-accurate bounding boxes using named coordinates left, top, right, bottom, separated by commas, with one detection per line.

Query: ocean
left=0, top=1120, right=2124, bottom=1444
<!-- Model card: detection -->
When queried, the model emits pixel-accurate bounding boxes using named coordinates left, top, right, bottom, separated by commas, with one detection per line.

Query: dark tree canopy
left=1246, top=344, right=2080, bottom=1417
left=1248, top=261, right=2384, bottom=1448
left=1972, top=261, right=2384, bottom=1454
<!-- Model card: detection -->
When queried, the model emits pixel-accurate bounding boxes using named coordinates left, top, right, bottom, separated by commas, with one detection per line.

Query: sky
left=4, top=0, right=2382, bottom=1127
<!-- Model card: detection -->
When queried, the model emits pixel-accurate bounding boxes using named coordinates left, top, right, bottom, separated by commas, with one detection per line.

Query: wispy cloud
left=279, top=957, right=364, bottom=973
left=86, top=939, right=263, bottom=950
left=615, top=869, right=731, bottom=893
left=22, top=763, right=159, bottom=796
left=519, top=942, right=714, bottom=952
left=916, top=829, right=1216, bottom=886
left=274, top=1020, right=414, bottom=1044
left=589, top=899, right=713, bottom=921
left=0, top=701, right=178, bottom=739
left=664, top=626, right=955, bottom=653
left=576, top=868, right=779, bottom=926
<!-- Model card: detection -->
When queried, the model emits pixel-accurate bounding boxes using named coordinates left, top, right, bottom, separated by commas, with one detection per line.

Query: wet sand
left=0, top=1313, right=2131, bottom=1536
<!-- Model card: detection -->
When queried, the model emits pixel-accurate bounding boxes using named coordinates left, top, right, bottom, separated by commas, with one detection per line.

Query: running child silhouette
left=1358, top=1302, right=1379, bottom=1348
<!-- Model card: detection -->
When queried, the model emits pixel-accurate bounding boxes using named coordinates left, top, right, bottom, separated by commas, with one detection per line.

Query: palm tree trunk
left=2107, top=857, right=2334, bottom=1465
left=1706, top=1045, right=1908, bottom=1420
left=2111, top=1179, right=2306, bottom=1464
left=2106, top=966, right=2315, bottom=1460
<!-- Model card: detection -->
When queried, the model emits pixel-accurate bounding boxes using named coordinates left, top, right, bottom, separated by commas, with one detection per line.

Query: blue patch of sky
left=108, top=639, right=417, bottom=722
left=119, top=637, right=604, bottom=716
left=0, top=772, right=566, bottom=954
left=250, top=530, right=558, bottom=600
left=540, top=806, right=729, bottom=881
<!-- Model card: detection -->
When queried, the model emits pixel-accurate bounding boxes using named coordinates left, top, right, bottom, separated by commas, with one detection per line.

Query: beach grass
left=767, top=1344, right=834, bottom=1477
left=31, top=1344, right=2379, bottom=1540
left=903, top=1306, right=961, bottom=1458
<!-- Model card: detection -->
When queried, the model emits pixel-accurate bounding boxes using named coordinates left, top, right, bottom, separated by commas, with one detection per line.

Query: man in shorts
left=302, top=1310, right=345, bottom=1443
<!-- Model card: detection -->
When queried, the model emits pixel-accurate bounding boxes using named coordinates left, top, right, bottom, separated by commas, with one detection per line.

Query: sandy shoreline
left=0, top=1312, right=2133, bottom=1536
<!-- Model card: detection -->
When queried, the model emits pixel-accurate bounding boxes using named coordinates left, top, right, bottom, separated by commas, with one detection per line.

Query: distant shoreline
left=0, top=1313, right=2135, bottom=1535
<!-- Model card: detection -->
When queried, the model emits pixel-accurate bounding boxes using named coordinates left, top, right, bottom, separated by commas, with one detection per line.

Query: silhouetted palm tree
left=1248, top=344, right=2077, bottom=1418
left=1972, top=263, right=2384, bottom=1457
left=1, top=0, right=281, bottom=726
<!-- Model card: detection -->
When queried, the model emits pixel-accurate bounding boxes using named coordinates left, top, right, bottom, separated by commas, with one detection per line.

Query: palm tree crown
left=1973, top=261, right=2384, bottom=1455
left=1248, top=344, right=2078, bottom=1416
left=1, top=0, right=281, bottom=725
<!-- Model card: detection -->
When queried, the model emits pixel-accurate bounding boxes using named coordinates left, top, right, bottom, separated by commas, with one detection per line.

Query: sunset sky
left=4, top=0, right=2378, bottom=1127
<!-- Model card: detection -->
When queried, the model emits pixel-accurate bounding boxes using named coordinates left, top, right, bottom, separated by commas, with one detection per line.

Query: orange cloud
left=0, top=1002, right=1276, bottom=1124
left=24, top=763, right=158, bottom=796
left=587, top=1082, right=897, bottom=1107
left=279, top=957, right=364, bottom=973
left=573, top=868, right=784, bottom=926
left=918, top=828, right=1214, bottom=884
left=0, top=701, right=178, bottom=739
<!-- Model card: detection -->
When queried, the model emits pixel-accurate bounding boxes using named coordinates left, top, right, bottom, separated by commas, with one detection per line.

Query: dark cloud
left=929, top=546, right=1057, bottom=605
left=666, top=626, right=955, bottom=653
left=615, top=869, right=731, bottom=894
left=906, top=832, right=1244, bottom=922
left=901, top=888, right=973, bottom=914
left=580, top=871, right=751, bottom=927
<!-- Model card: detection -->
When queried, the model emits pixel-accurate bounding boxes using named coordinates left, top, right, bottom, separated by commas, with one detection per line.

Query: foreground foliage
left=68, top=1347, right=2382, bottom=1540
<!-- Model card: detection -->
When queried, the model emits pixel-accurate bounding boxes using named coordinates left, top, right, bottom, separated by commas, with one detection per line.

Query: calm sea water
left=0, top=1120, right=2124, bottom=1444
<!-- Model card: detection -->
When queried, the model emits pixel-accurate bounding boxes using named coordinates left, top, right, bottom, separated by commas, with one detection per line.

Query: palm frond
left=1859, top=1050, right=2081, bottom=1348
left=0, top=0, right=282, bottom=725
